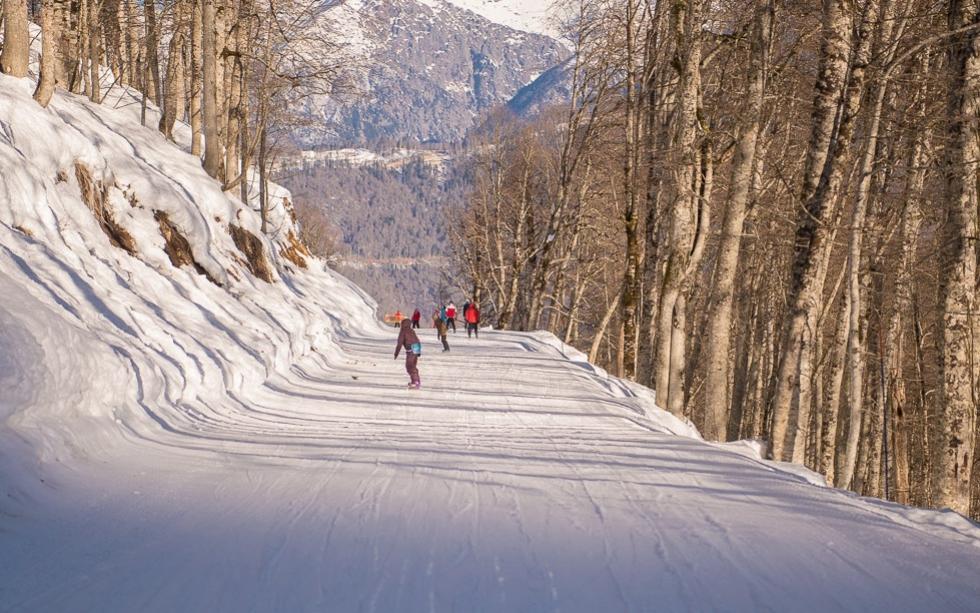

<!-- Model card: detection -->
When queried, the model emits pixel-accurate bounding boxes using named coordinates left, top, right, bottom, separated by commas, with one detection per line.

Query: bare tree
left=937, top=0, right=980, bottom=515
left=34, top=0, right=61, bottom=106
left=1, top=0, right=29, bottom=77
left=702, top=0, right=773, bottom=441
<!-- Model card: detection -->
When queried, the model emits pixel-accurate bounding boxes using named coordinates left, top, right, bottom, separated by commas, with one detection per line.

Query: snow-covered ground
left=1, top=61, right=980, bottom=613
left=3, top=321, right=980, bottom=611
left=443, top=0, right=561, bottom=38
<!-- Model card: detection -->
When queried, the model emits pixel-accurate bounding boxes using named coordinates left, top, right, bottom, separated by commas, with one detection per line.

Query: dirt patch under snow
left=280, top=231, right=309, bottom=269
left=154, top=210, right=220, bottom=286
left=229, top=225, right=274, bottom=283
left=74, top=161, right=138, bottom=255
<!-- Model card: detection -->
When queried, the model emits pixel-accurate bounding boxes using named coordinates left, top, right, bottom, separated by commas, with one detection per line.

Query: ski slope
left=2, top=319, right=980, bottom=612
left=1, top=52, right=980, bottom=613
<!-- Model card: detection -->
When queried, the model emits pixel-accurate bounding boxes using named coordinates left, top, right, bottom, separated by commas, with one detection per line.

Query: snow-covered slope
left=441, top=0, right=561, bottom=38
left=0, top=72, right=381, bottom=495
left=2, top=73, right=980, bottom=611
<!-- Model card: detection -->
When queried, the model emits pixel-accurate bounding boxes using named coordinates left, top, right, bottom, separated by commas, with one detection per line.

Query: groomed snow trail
left=2, top=325, right=979, bottom=612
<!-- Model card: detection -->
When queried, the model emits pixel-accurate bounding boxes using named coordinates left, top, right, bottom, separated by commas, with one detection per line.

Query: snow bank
left=526, top=330, right=702, bottom=438
left=0, top=73, right=382, bottom=489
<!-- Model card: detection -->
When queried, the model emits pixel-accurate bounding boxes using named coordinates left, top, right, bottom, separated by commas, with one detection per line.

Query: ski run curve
left=2, top=315, right=980, bottom=611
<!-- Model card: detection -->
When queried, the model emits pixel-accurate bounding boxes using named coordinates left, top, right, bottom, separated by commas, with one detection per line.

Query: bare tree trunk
left=216, top=0, right=230, bottom=160
left=238, top=2, right=251, bottom=206
left=122, top=0, right=136, bottom=84
left=102, top=0, right=122, bottom=83
left=937, top=0, right=980, bottom=515
left=838, top=0, right=905, bottom=490
left=80, top=0, right=91, bottom=96
left=730, top=260, right=764, bottom=440
left=668, top=293, right=688, bottom=415
left=654, top=0, right=704, bottom=414
left=703, top=0, right=772, bottom=440
left=190, top=0, right=203, bottom=154
left=887, top=56, right=930, bottom=504
left=258, top=122, right=268, bottom=233
left=771, top=0, right=871, bottom=461
left=864, top=298, right=883, bottom=497
left=589, top=286, right=625, bottom=366
left=620, top=0, right=644, bottom=381
left=144, top=0, right=162, bottom=107
left=201, top=0, right=222, bottom=179
left=63, top=0, right=81, bottom=92
left=34, top=0, right=60, bottom=107
left=1, top=0, right=29, bottom=77
left=821, top=284, right=849, bottom=482
left=159, top=0, right=186, bottom=139
left=637, top=2, right=671, bottom=387
left=971, top=413, right=980, bottom=518
left=223, top=7, right=242, bottom=191
left=88, top=0, right=101, bottom=102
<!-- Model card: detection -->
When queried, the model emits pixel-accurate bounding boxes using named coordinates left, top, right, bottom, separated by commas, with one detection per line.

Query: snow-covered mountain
left=302, top=0, right=569, bottom=146
left=442, top=0, right=563, bottom=38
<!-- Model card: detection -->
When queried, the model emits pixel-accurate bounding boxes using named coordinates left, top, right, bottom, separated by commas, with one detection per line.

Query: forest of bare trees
left=451, top=0, right=980, bottom=519
left=0, top=0, right=346, bottom=231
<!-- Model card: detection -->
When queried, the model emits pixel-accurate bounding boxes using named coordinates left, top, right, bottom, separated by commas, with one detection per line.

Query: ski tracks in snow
left=2, top=329, right=980, bottom=612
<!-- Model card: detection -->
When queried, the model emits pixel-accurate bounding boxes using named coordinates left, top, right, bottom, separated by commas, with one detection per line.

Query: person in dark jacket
left=394, top=319, right=422, bottom=388
left=465, top=303, right=480, bottom=338
left=433, top=312, right=450, bottom=352
left=411, top=308, right=421, bottom=329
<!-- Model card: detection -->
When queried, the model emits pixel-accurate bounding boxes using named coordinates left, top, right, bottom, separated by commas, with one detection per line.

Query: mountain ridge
left=299, top=0, right=569, bottom=147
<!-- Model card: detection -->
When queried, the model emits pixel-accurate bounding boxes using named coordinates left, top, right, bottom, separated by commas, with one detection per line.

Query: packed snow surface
left=1, top=69, right=980, bottom=613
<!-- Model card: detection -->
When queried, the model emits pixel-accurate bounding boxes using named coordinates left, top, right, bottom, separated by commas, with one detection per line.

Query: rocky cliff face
left=299, top=0, right=568, bottom=146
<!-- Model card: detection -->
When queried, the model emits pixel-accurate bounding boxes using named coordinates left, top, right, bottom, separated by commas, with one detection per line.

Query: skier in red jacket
left=446, top=302, right=457, bottom=333
left=465, top=303, right=480, bottom=338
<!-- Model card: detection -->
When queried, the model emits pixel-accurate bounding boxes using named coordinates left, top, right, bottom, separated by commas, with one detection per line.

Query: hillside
left=0, top=72, right=379, bottom=507
left=279, top=153, right=471, bottom=313
left=301, top=0, right=569, bottom=146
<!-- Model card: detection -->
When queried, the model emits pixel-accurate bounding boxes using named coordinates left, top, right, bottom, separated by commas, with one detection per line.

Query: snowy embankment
left=0, top=72, right=379, bottom=499
left=1, top=74, right=980, bottom=611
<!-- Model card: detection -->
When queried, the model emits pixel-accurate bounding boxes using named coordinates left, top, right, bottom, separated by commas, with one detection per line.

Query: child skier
left=433, top=312, right=450, bottom=352
left=411, top=308, right=421, bottom=329
left=394, top=318, right=422, bottom=389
